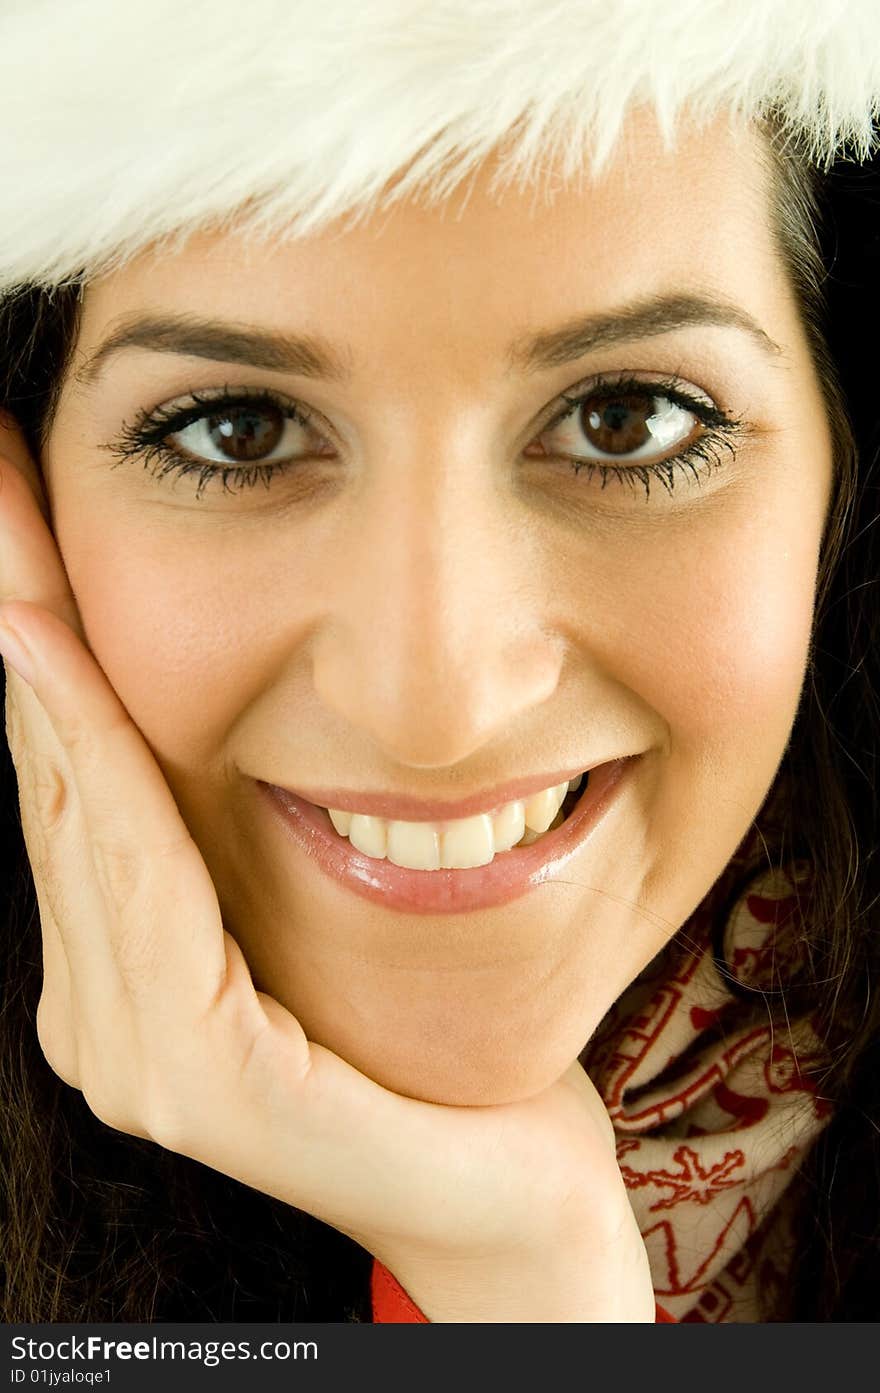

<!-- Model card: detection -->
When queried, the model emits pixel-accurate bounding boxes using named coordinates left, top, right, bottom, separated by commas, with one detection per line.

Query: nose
left=310, top=457, right=565, bottom=770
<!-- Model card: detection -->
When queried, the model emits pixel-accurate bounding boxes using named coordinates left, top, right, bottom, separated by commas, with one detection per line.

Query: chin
left=310, top=1024, right=571, bottom=1107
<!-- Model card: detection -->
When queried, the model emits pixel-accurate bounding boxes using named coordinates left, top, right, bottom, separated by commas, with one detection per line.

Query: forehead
left=77, top=113, right=777, bottom=376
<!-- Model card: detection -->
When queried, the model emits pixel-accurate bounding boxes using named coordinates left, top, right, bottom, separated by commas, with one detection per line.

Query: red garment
left=371, top=1257, right=677, bottom=1323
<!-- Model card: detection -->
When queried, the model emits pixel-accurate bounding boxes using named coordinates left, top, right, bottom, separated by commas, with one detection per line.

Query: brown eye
left=166, top=398, right=321, bottom=468
left=202, top=404, right=285, bottom=463
left=581, top=395, right=655, bottom=456
left=531, top=389, right=700, bottom=465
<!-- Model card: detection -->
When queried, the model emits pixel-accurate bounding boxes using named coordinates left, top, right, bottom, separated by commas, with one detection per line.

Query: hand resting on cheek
left=0, top=423, right=655, bottom=1323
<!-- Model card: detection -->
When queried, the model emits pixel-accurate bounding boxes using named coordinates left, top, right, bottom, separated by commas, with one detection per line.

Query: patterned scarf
left=580, top=773, right=831, bottom=1322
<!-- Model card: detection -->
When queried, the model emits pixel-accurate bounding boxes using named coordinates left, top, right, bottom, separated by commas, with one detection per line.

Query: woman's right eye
left=167, top=400, right=320, bottom=466
left=102, top=388, right=338, bottom=498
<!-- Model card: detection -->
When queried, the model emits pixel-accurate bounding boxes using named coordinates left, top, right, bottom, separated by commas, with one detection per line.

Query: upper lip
left=266, top=759, right=623, bottom=823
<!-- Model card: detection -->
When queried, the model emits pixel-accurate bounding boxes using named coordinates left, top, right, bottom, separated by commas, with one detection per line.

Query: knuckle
left=35, top=996, right=80, bottom=1089
left=140, top=1088, right=193, bottom=1152
left=28, top=754, right=71, bottom=831
left=78, top=1070, right=142, bottom=1136
left=65, top=1015, right=139, bottom=1135
left=79, top=1081, right=121, bottom=1131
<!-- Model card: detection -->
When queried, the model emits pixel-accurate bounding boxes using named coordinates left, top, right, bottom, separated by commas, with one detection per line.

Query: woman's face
left=44, top=113, right=831, bottom=1104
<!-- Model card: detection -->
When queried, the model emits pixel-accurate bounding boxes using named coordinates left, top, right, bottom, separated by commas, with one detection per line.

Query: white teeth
left=327, top=808, right=353, bottom=836
left=522, top=781, right=569, bottom=834
left=491, top=799, right=526, bottom=852
left=440, top=813, right=495, bottom=869
left=387, top=820, right=441, bottom=871
left=518, top=806, right=567, bottom=845
left=324, top=774, right=586, bottom=871
left=348, top=813, right=388, bottom=858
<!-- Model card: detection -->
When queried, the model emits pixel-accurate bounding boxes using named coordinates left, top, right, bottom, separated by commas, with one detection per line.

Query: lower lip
left=258, top=756, right=637, bottom=915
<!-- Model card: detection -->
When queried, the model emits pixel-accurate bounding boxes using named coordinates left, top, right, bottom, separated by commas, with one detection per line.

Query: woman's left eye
left=521, top=376, right=744, bottom=500
left=528, top=387, right=701, bottom=466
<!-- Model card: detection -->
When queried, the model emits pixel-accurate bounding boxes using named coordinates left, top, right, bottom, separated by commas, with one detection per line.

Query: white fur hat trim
left=1, top=0, right=879, bottom=292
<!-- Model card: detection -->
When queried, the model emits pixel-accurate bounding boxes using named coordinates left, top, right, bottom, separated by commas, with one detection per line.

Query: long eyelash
left=549, top=371, right=746, bottom=500
left=563, top=431, right=739, bottom=500
left=101, top=385, right=312, bottom=500
left=102, top=373, right=746, bottom=504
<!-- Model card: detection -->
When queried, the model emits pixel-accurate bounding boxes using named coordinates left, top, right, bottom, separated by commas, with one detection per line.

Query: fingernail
left=0, top=620, right=37, bottom=687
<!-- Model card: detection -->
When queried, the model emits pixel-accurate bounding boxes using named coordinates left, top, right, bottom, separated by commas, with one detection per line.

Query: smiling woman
left=32, top=122, right=839, bottom=1107
left=0, top=0, right=879, bottom=1328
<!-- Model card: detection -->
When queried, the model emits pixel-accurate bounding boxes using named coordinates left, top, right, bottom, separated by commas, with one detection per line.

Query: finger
left=1, top=613, right=218, bottom=1138
left=33, top=893, right=81, bottom=1090
left=0, top=410, right=51, bottom=521
left=0, top=417, right=86, bottom=1076
left=0, top=428, right=83, bottom=637
left=4, top=662, right=80, bottom=1087
left=0, top=601, right=229, bottom=1028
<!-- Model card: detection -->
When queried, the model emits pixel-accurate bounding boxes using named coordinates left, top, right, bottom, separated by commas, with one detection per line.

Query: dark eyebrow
left=506, top=292, right=782, bottom=371
left=76, top=291, right=781, bottom=390
left=75, top=313, right=352, bottom=387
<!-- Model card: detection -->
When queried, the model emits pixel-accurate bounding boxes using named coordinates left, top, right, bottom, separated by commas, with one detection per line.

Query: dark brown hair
left=1, top=123, right=878, bottom=1321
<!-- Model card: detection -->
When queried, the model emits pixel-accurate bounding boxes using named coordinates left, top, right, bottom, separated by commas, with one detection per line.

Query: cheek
left=623, top=503, right=821, bottom=757
left=55, top=517, right=281, bottom=765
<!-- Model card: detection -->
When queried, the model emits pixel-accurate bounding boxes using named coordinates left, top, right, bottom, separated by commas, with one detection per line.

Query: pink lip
left=272, top=765, right=596, bottom=823
left=258, top=755, right=638, bottom=915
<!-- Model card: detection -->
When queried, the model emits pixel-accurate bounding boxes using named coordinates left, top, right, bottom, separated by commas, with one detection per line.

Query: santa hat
left=0, top=0, right=878, bottom=293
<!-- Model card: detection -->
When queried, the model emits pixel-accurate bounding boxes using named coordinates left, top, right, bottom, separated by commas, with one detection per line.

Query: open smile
left=259, top=756, right=639, bottom=914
